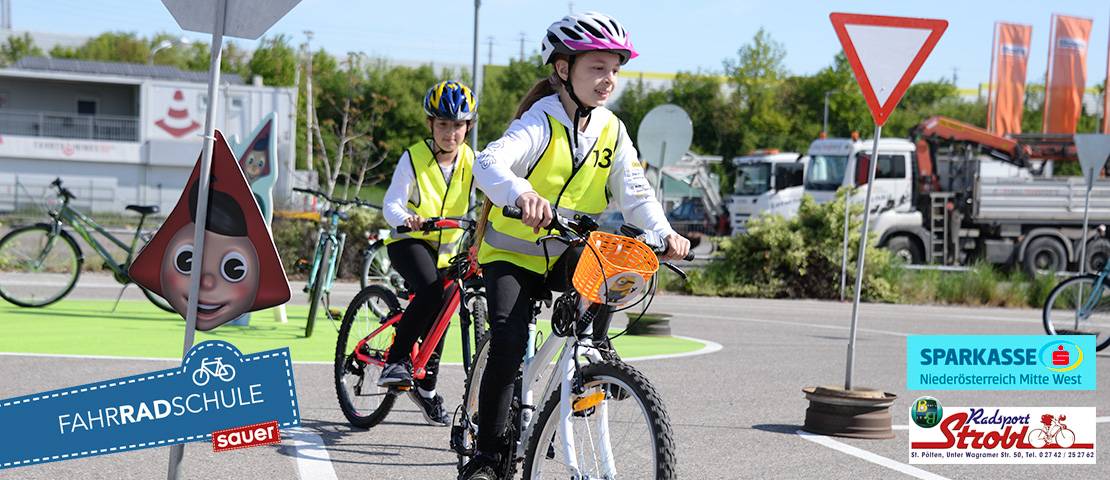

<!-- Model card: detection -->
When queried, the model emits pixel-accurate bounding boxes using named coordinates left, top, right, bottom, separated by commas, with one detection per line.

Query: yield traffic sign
left=830, top=13, right=948, bottom=126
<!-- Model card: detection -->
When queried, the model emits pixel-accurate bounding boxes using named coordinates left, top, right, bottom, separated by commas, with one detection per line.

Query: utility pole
left=952, top=67, right=958, bottom=86
left=304, top=31, right=314, bottom=175
left=519, top=32, right=526, bottom=61
left=487, top=36, right=494, bottom=65
left=470, top=0, right=480, bottom=153
left=1, top=0, right=11, bottom=30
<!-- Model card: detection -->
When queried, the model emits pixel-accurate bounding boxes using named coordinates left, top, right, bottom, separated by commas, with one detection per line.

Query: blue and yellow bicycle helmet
left=423, top=80, right=478, bottom=122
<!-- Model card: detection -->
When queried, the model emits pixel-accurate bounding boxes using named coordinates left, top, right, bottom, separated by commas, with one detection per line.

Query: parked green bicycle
left=0, top=178, right=173, bottom=311
left=293, top=187, right=378, bottom=337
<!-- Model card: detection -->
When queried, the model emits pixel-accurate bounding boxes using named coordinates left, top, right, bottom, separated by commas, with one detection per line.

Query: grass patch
left=0, top=300, right=703, bottom=363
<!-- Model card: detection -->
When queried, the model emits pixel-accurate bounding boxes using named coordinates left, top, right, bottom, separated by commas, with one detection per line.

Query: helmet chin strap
left=557, top=55, right=594, bottom=158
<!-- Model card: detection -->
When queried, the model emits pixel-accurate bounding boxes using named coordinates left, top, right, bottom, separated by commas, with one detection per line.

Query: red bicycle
left=334, top=217, right=486, bottom=428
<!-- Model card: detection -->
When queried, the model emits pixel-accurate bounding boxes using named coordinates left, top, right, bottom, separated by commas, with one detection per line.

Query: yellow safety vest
left=479, top=113, right=620, bottom=273
left=386, top=140, right=474, bottom=268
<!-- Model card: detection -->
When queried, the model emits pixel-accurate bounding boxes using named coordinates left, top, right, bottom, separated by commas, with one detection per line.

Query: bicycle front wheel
left=0, top=225, right=83, bottom=307
left=523, top=360, right=676, bottom=480
left=1043, top=275, right=1110, bottom=351
left=335, top=284, right=402, bottom=428
left=305, top=239, right=334, bottom=338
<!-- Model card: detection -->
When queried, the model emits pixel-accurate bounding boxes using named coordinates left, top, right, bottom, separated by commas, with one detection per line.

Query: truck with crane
left=803, top=116, right=1108, bottom=275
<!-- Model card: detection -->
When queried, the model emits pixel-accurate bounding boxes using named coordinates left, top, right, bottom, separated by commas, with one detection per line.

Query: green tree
left=50, top=32, right=148, bottom=64
left=724, top=28, right=792, bottom=158
left=1, top=32, right=45, bottom=67
left=610, top=76, right=668, bottom=146
left=477, top=55, right=550, bottom=148
left=244, top=34, right=297, bottom=86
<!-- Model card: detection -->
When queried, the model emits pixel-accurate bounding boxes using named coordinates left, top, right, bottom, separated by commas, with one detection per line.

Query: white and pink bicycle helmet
left=541, top=11, right=638, bottom=65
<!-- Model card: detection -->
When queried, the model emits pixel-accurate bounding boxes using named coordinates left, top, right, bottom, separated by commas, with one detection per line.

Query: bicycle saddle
left=126, top=205, right=160, bottom=215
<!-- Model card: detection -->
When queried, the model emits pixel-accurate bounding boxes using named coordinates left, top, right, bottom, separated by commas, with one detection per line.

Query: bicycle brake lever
left=660, top=261, right=688, bottom=280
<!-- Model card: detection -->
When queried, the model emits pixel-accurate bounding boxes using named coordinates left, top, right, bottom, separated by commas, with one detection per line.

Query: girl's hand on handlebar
left=404, top=214, right=426, bottom=232
left=515, top=192, right=552, bottom=234
left=662, top=233, right=691, bottom=262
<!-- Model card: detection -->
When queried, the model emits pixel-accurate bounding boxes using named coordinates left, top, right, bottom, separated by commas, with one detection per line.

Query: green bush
left=700, top=188, right=900, bottom=301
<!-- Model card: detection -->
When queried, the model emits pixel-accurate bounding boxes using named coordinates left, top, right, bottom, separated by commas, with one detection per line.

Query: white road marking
left=288, top=427, right=339, bottom=480
left=797, top=430, right=950, bottom=480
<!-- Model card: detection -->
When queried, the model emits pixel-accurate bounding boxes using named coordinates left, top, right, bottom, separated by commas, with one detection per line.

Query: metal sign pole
left=845, top=126, right=882, bottom=390
left=840, top=189, right=852, bottom=301
left=167, top=0, right=226, bottom=478
left=1079, top=168, right=1094, bottom=276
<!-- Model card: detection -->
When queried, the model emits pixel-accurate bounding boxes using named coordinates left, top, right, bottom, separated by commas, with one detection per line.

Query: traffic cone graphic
left=155, top=90, right=201, bottom=137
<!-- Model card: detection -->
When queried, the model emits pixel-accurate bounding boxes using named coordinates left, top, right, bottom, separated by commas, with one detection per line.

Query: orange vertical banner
left=987, top=22, right=1032, bottom=135
left=1104, top=10, right=1110, bottom=134
left=1043, top=13, right=1092, bottom=134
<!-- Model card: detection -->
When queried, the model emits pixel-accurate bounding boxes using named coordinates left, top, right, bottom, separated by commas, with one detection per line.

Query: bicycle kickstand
left=110, top=284, right=131, bottom=313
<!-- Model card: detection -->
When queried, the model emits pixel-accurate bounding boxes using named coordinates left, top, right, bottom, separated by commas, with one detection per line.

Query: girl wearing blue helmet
left=378, top=80, right=478, bottom=426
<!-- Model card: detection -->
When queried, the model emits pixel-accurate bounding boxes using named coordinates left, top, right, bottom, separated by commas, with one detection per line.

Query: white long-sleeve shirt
left=473, top=94, right=677, bottom=239
left=382, top=142, right=461, bottom=228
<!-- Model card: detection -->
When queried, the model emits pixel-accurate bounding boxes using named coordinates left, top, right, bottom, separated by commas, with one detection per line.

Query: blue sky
left=10, top=0, right=1110, bottom=89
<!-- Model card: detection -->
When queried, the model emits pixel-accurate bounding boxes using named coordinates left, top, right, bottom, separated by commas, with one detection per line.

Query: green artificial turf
left=0, top=300, right=703, bottom=363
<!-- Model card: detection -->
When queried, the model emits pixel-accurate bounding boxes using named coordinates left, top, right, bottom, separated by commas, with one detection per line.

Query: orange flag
left=1043, top=13, right=1092, bottom=134
left=987, top=22, right=1032, bottom=135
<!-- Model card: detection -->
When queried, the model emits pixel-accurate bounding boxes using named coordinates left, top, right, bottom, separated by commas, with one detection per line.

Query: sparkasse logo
left=906, top=335, right=1095, bottom=390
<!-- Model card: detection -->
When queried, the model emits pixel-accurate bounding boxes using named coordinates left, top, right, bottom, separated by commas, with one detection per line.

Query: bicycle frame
left=307, top=213, right=346, bottom=297
left=515, top=295, right=611, bottom=472
left=351, top=280, right=464, bottom=375
left=50, top=193, right=152, bottom=279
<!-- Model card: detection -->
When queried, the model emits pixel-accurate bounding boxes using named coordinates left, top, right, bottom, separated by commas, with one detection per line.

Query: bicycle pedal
left=295, top=259, right=310, bottom=270
left=327, top=309, right=341, bottom=320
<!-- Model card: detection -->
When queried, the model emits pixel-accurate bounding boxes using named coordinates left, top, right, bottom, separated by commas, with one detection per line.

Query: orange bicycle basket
left=572, top=231, right=658, bottom=306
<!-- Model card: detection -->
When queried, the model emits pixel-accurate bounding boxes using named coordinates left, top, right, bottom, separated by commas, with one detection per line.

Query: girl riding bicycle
left=377, top=80, right=478, bottom=426
left=460, top=12, right=689, bottom=479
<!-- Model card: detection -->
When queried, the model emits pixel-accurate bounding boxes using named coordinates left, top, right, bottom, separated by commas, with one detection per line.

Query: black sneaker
left=408, top=390, right=450, bottom=426
left=458, top=453, right=501, bottom=480
left=377, top=361, right=413, bottom=387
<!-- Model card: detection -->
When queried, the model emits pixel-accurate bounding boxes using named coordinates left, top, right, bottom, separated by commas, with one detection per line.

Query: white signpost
left=160, top=1, right=301, bottom=477
left=829, top=13, right=947, bottom=390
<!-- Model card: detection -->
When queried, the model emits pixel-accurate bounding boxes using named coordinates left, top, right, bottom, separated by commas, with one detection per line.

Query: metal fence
left=0, top=109, right=139, bottom=142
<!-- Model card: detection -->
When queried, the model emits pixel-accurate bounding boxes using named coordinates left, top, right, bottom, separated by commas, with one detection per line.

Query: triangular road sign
left=1073, top=134, right=1110, bottom=187
left=830, top=13, right=948, bottom=126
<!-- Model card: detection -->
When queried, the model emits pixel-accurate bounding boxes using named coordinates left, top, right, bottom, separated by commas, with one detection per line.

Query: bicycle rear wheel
left=0, top=225, right=83, bottom=307
left=305, top=239, right=333, bottom=338
left=359, top=240, right=398, bottom=289
left=335, top=284, right=402, bottom=428
left=523, top=360, right=676, bottom=480
left=1043, top=275, right=1110, bottom=351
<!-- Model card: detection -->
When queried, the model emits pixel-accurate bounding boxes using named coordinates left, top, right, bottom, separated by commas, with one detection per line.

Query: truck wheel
left=1023, top=237, right=1067, bottom=277
left=1085, top=238, right=1110, bottom=273
left=885, top=236, right=923, bottom=264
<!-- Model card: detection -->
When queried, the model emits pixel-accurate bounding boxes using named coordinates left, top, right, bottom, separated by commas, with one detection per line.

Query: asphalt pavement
left=0, top=277, right=1106, bottom=479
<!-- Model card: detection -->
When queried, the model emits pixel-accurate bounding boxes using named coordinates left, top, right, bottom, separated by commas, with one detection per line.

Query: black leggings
left=476, top=246, right=585, bottom=453
left=385, top=239, right=448, bottom=391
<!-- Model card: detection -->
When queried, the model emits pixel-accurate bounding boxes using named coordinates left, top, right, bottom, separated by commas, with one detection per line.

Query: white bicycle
left=451, top=207, right=691, bottom=479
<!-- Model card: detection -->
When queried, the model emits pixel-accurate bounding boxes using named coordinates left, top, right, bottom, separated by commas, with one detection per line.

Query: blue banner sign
left=0, top=341, right=299, bottom=469
left=907, top=335, right=1096, bottom=390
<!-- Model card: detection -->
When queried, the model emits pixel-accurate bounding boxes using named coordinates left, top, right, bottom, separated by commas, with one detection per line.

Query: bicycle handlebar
left=502, top=205, right=695, bottom=261
left=293, top=187, right=379, bottom=210
left=396, top=217, right=476, bottom=234
left=50, top=178, right=76, bottom=201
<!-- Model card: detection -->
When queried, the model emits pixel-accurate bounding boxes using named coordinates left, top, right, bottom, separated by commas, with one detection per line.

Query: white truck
left=803, top=116, right=1110, bottom=276
left=728, top=150, right=807, bottom=234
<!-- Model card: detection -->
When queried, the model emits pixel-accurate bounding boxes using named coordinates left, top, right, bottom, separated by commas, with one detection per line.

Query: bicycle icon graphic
left=1026, top=414, right=1075, bottom=449
left=192, top=357, right=237, bottom=386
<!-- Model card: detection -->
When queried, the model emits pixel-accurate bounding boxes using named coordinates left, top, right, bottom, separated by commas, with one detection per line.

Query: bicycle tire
left=359, top=240, right=396, bottom=290
left=522, top=360, right=676, bottom=480
left=455, top=331, right=492, bottom=467
left=0, top=225, right=83, bottom=307
left=469, top=295, right=488, bottom=348
left=305, top=239, right=333, bottom=338
left=1043, top=275, right=1110, bottom=351
left=335, top=284, right=402, bottom=428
